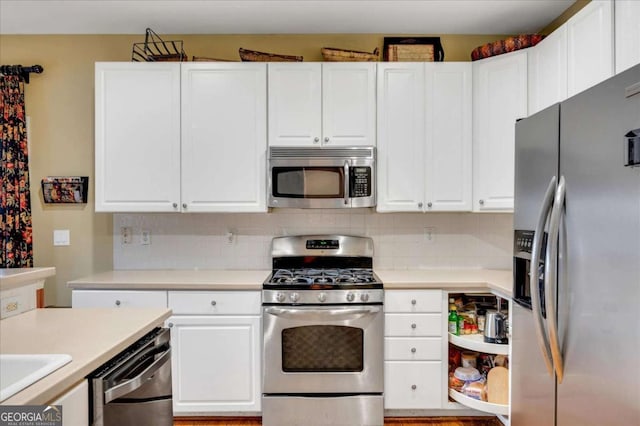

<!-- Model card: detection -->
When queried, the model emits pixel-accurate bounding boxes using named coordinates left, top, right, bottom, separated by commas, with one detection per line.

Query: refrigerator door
left=556, top=64, right=640, bottom=425
left=512, top=102, right=561, bottom=426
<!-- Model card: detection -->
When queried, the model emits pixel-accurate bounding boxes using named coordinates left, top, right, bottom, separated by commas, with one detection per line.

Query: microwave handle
left=343, top=160, right=350, bottom=206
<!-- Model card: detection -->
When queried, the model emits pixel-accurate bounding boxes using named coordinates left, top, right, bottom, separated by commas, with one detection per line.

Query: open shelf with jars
left=447, top=292, right=510, bottom=420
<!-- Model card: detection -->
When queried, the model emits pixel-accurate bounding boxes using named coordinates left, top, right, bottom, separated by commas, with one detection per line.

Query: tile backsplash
left=114, top=210, right=513, bottom=271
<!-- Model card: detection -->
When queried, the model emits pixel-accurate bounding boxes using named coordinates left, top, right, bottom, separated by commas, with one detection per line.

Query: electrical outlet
left=120, top=227, right=132, bottom=245
left=141, top=229, right=151, bottom=245
left=226, top=231, right=235, bottom=244
left=423, top=227, right=436, bottom=242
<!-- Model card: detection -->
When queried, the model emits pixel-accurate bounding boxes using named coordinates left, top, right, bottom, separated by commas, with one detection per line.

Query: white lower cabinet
left=71, top=290, right=167, bottom=308
left=167, top=291, right=261, bottom=414
left=48, top=380, right=89, bottom=426
left=384, top=290, right=445, bottom=410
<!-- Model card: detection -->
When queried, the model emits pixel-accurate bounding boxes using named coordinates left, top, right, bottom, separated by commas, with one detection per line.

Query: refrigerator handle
left=530, top=176, right=556, bottom=377
left=545, top=175, right=566, bottom=383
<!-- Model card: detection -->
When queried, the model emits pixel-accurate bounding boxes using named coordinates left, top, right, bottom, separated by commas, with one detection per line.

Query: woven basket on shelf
left=321, top=47, right=379, bottom=62
left=239, top=48, right=303, bottom=62
left=471, top=34, right=545, bottom=61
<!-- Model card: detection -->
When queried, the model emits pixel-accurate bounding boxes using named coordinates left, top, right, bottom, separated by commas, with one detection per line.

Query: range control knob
left=275, top=292, right=286, bottom=303
left=318, top=292, right=327, bottom=302
left=346, top=292, right=355, bottom=302
left=290, top=292, right=300, bottom=303
left=360, top=293, right=370, bottom=302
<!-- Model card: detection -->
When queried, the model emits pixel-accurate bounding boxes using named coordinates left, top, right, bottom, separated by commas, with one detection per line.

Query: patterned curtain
left=0, top=74, right=33, bottom=267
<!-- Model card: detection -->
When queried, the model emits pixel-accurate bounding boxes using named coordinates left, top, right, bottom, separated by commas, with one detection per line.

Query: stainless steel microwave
left=268, top=146, right=376, bottom=209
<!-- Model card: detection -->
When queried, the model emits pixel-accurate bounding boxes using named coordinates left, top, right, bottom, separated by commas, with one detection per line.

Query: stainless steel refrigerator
left=512, top=63, right=640, bottom=426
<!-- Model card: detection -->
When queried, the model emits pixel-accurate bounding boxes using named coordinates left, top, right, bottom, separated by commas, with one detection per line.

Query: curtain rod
left=0, top=64, right=44, bottom=84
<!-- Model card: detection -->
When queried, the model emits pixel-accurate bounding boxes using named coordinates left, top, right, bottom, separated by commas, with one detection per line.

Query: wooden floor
left=174, top=417, right=501, bottom=426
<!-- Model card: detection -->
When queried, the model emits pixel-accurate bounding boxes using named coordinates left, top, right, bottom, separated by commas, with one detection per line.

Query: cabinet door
left=528, top=25, right=568, bottom=115
left=473, top=51, right=528, bottom=212
left=71, top=290, right=167, bottom=308
left=322, top=63, right=376, bottom=146
left=168, top=315, right=261, bottom=414
left=376, top=63, right=425, bottom=212
left=615, top=0, right=640, bottom=74
left=268, top=63, right=322, bottom=146
left=95, top=62, right=181, bottom=212
left=566, top=0, right=614, bottom=97
left=181, top=63, right=267, bottom=212
left=384, top=361, right=443, bottom=409
left=49, top=380, right=88, bottom=426
left=424, top=63, right=472, bottom=212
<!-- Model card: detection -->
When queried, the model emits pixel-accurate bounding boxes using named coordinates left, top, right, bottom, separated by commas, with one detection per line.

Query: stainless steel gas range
left=262, top=235, right=384, bottom=426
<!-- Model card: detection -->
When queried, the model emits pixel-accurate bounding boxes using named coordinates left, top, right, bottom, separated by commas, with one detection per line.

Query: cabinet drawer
left=385, top=290, right=443, bottom=313
left=385, top=313, right=442, bottom=337
left=384, top=361, right=443, bottom=409
left=168, top=291, right=261, bottom=315
left=71, top=290, right=167, bottom=308
left=384, top=337, right=442, bottom=361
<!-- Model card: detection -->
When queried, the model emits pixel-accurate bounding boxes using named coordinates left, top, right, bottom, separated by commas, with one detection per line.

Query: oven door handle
left=103, top=347, right=171, bottom=403
left=264, top=306, right=381, bottom=320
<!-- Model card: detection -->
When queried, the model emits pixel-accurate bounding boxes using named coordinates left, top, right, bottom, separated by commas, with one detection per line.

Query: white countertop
left=0, top=267, right=56, bottom=291
left=67, top=270, right=271, bottom=290
left=67, top=268, right=512, bottom=297
left=0, top=307, right=171, bottom=405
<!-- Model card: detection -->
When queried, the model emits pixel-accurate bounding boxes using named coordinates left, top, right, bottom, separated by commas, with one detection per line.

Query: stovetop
left=264, top=268, right=382, bottom=290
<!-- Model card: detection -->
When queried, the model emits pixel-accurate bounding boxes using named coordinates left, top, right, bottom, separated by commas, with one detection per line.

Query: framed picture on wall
left=383, top=37, right=445, bottom=62
left=41, top=176, right=89, bottom=204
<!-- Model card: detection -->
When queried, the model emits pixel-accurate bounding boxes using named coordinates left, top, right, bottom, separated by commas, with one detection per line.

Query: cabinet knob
left=411, top=347, right=417, bottom=353
left=427, top=202, right=432, bottom=208
left=182, top=203, right=187, bottom=209
left=479, top=199, right=485, bottom=205
left=411, top=299, right=417, bottom=305
left=211, top=300, right=217, bottom=306
left=173, top=202, right=178, bottom=208
left=313, top=137, right=320, bottom=143
left=168, top=322, right=173, bottom=328
left=324, top=137, right=330, bottom=143
left=418, top=202, right=423, bottom=208
left=411, top=323, right=417, bottom=329
left=411, top=385, right=417, bottom=390
left=115, top=300, right=121, bottom=306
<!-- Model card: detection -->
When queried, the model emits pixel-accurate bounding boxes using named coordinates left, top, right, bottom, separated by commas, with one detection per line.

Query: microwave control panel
left=350, top=167, right=371, bottom=197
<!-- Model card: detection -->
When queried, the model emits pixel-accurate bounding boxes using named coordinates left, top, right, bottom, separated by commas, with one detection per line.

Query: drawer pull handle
left=411, top=347, right=417, bottom=353
left=211, top=300, right=217, bottom=306
left=411, top=385, right=417, bottom=390
left=411, top=299, right=417, bottom=305
left=411, top=323, right=417, bottom=329
left=168, top=322, right=174, bottom=328
left=115, top=300, right=121, bottom=306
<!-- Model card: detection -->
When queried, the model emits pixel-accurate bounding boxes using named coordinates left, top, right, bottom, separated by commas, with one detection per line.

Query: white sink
left=0, top=354, right=72, bottom=401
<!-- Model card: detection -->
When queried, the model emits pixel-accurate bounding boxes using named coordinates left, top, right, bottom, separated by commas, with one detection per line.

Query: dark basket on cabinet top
left=132, top=28, right=187, bottom=62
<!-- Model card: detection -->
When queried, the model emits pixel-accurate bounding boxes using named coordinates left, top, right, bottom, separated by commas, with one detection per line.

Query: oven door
left=263, top=305, right=383, bottom=393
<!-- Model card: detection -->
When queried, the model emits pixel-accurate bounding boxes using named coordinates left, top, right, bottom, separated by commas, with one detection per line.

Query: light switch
left=53, top=229, right=70, bottom=246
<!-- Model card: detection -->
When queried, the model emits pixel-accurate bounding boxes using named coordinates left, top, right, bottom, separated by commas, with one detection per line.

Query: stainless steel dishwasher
left=89, top=327, right=172, bottom=426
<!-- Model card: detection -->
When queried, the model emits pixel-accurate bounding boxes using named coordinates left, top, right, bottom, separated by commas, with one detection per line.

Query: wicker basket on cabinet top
left=321, top=47, right=379, bottom=62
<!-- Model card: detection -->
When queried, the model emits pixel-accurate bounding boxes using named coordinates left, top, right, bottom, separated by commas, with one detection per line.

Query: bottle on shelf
left=448, top=298, right=459, bottom=336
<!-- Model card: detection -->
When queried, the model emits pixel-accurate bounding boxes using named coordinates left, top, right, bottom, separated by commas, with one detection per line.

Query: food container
left=461, top=351, right=479, bottom=368
left=454, top=367, right=485, bottom=400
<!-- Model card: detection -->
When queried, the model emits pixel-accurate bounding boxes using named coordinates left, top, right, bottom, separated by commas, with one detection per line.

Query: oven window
left=272, top=167, right=344, bottom=198
left=281, top=325, right=363, bottom=372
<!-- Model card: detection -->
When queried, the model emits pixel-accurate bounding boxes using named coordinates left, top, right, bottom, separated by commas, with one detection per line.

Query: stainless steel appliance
left=262, top=235, right=384, bottom=426
left=89, top=327, right=172, bottom=426
left=512, top=64, right=640, bottom=426
left=483, top=310, right=508, bottom=344
left=268, top=146, right=376, bottom=209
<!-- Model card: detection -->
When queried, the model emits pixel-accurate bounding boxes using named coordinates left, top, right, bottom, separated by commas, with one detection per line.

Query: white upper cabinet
left=377, top=62, right=472, bottom=213
left=566, top=0, right=614, bottom=97
left=424, top=62, right=472, bottom=212
left=181, top=63, right=267, bottom=212
left=268, top=62, right=376, bottom=147
left=95, top=62, right=267, bottom=213
left=528, top=25, right=568, bottom=115
left=473, top=50, right=528, bottom=212
left=376, top=63, right=426, bottom=212
left=95, top=62, right=181, bottom=212
left=615, top=0, right=640, bottom=74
